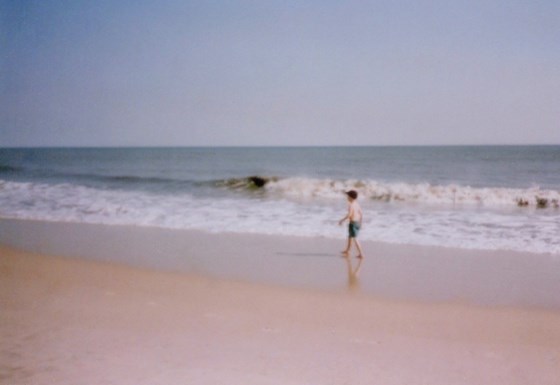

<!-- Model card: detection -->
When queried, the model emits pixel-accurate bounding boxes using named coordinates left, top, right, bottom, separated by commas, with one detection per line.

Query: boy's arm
left=338, top=205, right=353, bottom=225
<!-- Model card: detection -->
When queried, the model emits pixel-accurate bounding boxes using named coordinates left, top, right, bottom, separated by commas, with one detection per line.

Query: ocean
left=1, top=146, right=559, bottom=254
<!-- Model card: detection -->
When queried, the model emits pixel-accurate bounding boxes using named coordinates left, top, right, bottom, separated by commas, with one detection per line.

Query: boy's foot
left=341, top=251, right=350, bottom=258
left=356, top=255, right=364, bottom=260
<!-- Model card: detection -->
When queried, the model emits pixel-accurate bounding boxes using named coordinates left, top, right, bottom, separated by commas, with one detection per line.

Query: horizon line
left=1, top=143, right=559, bottom=150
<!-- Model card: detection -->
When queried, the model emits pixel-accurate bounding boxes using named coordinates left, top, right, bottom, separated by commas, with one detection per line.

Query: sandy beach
left=4, top=0, right=560, bottom=382
left=1, top=220, right=560, bottom=385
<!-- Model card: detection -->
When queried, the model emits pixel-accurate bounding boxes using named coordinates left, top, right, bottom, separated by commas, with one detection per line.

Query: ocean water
left=0, top=146, right=559, bottom=254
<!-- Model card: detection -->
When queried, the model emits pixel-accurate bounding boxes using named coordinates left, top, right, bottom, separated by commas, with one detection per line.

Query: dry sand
left=2, top=243, right=560, bottom=385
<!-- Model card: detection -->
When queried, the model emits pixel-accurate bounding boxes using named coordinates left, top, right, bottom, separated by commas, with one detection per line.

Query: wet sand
left=2, top=243, right=560, bottom=385
left=2, top=219, right=560, bottom=384
left=1, top=218, right=559, bottom=309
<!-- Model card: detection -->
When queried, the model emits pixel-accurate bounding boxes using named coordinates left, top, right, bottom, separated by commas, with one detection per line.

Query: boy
left=339, top=190, right=365, bottom=259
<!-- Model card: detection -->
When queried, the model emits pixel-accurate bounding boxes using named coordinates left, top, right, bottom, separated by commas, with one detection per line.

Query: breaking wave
left=262, top=177, right=560, bottom=208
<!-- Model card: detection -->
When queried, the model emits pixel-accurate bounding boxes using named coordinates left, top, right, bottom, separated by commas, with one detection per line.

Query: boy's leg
left=342, top=237, right=352, bottom=256
left=353, top=238, right=365, bottom=259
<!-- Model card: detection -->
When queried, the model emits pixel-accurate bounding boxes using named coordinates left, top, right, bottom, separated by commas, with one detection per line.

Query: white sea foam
left=264, top=177, right=560, bottom=207
left=1, top=179, right=559, bottom=255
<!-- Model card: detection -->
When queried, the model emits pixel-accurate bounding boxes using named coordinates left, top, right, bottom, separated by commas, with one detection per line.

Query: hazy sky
left=1, top=0, right=559, bottom=147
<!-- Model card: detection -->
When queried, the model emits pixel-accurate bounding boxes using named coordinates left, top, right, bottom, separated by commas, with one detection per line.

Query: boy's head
left=345, top=190, right=358, bottom=200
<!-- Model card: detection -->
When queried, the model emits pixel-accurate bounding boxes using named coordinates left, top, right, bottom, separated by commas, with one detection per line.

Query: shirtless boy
left=339, top=190, right=365, bottom=259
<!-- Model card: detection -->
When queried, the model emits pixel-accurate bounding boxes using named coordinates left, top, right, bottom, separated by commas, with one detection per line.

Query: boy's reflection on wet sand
left=344, top=255, right=363, bottom=291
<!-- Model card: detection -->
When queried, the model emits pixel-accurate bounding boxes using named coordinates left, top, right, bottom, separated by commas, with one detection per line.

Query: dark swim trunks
left=348, top=221, right=361, bottom=238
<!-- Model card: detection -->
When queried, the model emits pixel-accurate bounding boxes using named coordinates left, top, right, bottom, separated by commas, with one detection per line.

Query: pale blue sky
left=1, top=0, right=559, bottom=146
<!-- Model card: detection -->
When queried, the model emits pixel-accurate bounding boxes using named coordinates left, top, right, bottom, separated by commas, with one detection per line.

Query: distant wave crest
left=2, top=169, right=559, bottom=208
left=0, top=164, right=23, bottom=173
left=215, top=176, right=278, bottom=190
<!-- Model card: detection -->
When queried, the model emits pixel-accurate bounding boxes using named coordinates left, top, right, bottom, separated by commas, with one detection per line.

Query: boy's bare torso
left=348, top=201, right=363, bottom=223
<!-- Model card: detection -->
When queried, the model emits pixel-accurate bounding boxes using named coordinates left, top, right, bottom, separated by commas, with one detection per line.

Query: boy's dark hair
left=345, top=190, right=358, bottom=200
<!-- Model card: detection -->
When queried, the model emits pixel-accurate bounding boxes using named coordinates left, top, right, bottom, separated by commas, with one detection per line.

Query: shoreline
left=2, top=243, right=560, bottom=384
left=1, top=218, right=559, bottom=310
